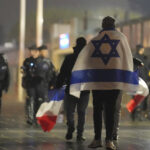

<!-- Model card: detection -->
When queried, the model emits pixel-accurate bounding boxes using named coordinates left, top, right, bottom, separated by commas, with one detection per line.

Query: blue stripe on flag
left=71, top=69, right=138, bottom=85
left=48, top=87, right=65, bottom=101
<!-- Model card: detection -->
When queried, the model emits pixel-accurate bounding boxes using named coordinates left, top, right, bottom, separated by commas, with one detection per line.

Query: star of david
left=91, top=34, right=120, bottom=65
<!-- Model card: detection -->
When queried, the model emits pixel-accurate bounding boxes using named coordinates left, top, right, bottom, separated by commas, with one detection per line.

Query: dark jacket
left=22, top=56, right=43, bottom=88
left=134, top=53, right=150, bottom=81
left=22, top=56, right=56, bottom=89
left=37, top=57, right=57, bottom=88
left=0, top=59, right=10, bottom=91
left=56, top=47, right=81, bottom=93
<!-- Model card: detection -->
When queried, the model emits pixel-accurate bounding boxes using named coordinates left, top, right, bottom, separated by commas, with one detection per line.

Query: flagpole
left=18, top=0, right=26, bottom=102
left=36, top=0, right=43, bottom=47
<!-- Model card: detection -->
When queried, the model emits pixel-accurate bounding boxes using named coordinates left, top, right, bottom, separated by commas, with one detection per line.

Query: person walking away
left=56, top=37, right=90, bottom=142
left=69, top=16, right=138, bottom=150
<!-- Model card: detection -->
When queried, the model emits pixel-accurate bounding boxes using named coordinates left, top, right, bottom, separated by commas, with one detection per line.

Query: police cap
left=28, top=44, right=38, bottom=51
left=38, top=45, right=48, bottom=51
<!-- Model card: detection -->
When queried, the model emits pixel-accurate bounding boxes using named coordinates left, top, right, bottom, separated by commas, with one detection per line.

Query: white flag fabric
left=128, top=77, right=149, bottom=96
left=70, top=29, right=139, bottom=97
left=126, top=77, right=149, bottom=112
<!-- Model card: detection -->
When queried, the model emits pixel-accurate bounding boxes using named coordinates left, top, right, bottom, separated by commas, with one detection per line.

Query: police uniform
left=22, top=45, right=42, bottom=125
left=37, top=45, right=56, bottom=90
left=22, top=45, right=56, bottom=125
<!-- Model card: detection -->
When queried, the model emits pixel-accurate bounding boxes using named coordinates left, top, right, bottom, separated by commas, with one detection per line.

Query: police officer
left=23, top=44, right=56, bottom=125
left=22, top=45, right=41, bottom=125
left=37, top=45, right=56, bottom=89
left=0, top=53, right=10, bottom=111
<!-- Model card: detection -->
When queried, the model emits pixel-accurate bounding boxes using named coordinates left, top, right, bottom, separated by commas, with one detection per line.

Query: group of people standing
left=56, top=16, right=136, bottom=150
left=21, top=16, right=148, bottom=150
left=22, top=45, right=56, bottom=125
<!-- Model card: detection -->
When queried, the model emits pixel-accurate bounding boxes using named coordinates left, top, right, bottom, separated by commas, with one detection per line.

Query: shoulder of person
left=115, top=30, right=127, bottom=39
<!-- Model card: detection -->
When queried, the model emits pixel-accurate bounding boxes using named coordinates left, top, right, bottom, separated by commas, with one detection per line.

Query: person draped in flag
left=70, top=16, right=138, bottom=150
left=56, top=37, right=90, bottom=142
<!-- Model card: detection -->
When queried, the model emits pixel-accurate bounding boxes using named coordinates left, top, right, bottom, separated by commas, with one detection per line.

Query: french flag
left=36, top=87, right=65, bottom=132
left=126, top=77, right=149, bottom=112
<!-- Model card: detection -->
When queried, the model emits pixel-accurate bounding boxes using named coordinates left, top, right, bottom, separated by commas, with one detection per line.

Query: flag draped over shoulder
left=36, top=87, right=65, bottom=132
left=70, top=29, right=139, bottom=97
left=126, top=77, right=149, bottom=112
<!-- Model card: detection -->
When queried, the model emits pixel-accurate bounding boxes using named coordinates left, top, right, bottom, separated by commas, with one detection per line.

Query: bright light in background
left=59, top=33, right=70, bottom=49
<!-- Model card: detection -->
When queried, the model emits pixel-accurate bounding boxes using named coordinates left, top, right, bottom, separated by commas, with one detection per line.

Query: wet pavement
left=0, top=93, right=150, bottom=150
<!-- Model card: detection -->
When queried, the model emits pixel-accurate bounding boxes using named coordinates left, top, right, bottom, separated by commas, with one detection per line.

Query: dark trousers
left=92, top=90, right=120, bottom=140
left=64, top=91, right=89, bottom=136
left=26, top=84, right=49, bottom=122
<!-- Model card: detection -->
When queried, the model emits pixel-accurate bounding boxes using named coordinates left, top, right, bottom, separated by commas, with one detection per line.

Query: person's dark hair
left=102, top=16, right=115, bottom=29
left=74, top=37, right=87, bottom=54
left=76, top=37, right=87, bottom=47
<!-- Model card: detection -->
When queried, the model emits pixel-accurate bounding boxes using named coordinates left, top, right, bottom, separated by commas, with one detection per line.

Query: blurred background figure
left=134, top=45, right=149, bottom=82
left=131, top=45, right=150, bottom=121
left=56, top=37, right=90, bottom=142
left=0, top=53, right=10, bottom=111
left=38, top=45, right=57, bottom=89
left=22, top=44, right=57, bottom=126
left=112, top=57, right=145, bottom=142
left=21, top=45, right=40, bottom=125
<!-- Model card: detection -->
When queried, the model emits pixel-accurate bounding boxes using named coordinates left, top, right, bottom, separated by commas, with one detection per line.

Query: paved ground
left=0, top=92, right=150, bottom=150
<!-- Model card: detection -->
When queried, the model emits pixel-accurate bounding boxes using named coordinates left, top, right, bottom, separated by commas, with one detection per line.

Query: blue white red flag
left=36, top=87, right=65, bottom=132
left=126, top=77, right=149, bottom=112
left=70, top=29, right=139, bottom=97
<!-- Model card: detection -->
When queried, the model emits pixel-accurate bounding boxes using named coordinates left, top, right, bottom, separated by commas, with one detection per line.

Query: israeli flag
left=70, top=29, right=139, bottom=97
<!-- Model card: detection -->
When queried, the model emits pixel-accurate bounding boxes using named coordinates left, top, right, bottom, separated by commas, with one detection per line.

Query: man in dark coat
left=56, top=37, right=90, bottom=142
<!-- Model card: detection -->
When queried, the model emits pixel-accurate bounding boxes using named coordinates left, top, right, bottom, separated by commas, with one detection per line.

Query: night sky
left=0, top=0, right=150, bottom=42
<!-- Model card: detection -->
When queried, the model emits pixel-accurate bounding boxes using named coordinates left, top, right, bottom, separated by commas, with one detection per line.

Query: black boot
left=26, top=97, right=35, bottom=125
left=65, top=128, right=74, bottom=140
